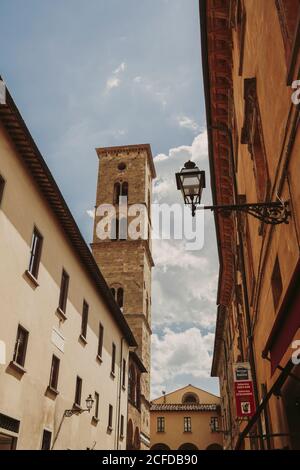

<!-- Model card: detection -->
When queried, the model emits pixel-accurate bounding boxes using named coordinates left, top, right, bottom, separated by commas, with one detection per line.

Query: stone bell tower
left=92, top=144, right=155, bottom=449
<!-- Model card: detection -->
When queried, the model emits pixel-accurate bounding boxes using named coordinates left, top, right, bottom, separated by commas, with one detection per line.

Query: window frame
left=157, top=416, right=165, bottom=433
left=28, top=227, right=43, bottom=280
left=80, top=300, right=89, bottom=340
left=41, top=429, right=52, bottom=450
left=58, top=269, right=69, bottom=314
left=0, top=174, right=6, bottom=207
left=184, top=416, right=192, bottom=433
left=74, top=376, right=82, bottom=407
left=122, top=358, right=126, bottom=389
left=97, top=323, right=104, bottom=359
left=13, top=325, right=29, bottom=368
left=49, top=355, right=60, bottom=391
left=94, top=392, right=99, bottom=420
left=111, top=343, right=116, bottom=376
left=108, top=404, right=113, bottom=430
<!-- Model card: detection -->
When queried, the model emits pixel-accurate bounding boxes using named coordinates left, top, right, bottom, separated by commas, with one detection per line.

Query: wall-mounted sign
left=233, top=362, right=255, bottom=418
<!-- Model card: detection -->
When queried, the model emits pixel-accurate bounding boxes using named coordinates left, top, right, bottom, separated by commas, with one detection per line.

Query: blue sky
left=1, top=0, right=220, bottom=396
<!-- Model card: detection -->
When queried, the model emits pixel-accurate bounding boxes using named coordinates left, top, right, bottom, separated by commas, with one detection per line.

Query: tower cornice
left=96, top=144, right=156, bottom=179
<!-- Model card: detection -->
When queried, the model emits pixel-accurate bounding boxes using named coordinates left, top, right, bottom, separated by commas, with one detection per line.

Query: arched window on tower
left=114, top=182, right=121, bottom=205
left=122, top=182, right=128, bottom=198
left=117, top=287, right=124, bottom=309
left=111, top=287, right=115, bottom=298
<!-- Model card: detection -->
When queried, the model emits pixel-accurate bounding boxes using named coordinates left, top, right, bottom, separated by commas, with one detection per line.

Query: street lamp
left=64, top=394, right=95, bottom=418
left=175, top=162, right=291, bottom=225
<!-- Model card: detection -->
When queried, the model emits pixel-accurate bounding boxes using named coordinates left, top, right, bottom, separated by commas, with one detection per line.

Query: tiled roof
left=150, top=403, right=219, bottom=412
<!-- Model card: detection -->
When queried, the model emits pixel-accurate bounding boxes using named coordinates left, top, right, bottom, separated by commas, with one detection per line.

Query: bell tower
left=92, top=144, right=155, bottom=448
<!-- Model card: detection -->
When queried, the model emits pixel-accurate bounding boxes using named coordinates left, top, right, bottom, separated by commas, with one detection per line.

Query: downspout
left=220, top=337, right=234, bottom=450
left=116, top=337, right=125, bottom=450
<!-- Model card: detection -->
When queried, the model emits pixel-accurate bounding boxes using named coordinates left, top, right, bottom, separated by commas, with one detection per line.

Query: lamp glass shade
left=86, top=394, right=94, bottom=411
left=176, top=161, right=206, bottom=206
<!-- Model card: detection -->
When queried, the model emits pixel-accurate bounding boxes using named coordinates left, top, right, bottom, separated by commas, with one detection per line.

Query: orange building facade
left=200, top=0, right=300, bottom=450
left=150, top=385, right=223, bottom=451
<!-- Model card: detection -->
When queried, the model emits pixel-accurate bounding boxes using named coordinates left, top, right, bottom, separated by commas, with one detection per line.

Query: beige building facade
left=200, top=0, right=300, bottom=450
left=0, top=83, right=136, bottom=449
left=150, top=385, right=223, bottom=451
left=92, top=144, right=155, bottom=449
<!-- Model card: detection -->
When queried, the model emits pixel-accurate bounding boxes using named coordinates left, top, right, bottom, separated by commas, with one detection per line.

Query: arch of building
left=178, top=443, right=199, bottom=451
left=206, top=443, right=223, bottom=451
left=151, top=443, right=171, bottom=451
left=181, top=392, right=199, bottom=404
left=126, top=419, right=134, bottom=450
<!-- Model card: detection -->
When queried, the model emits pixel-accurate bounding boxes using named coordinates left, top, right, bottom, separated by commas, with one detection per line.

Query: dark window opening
left=81, top=300, right=89, bottom=339
left=58, top=270, right=69, bottom=313
left=13, top=325, right=29, bottom=367
left=271, top=256, right=283, bottom=310
left=74, top=376, right=82, bottom=407
left=117, top=288, right=124, bottom=309
left=41, top=430, right=52, bottom=450
left=0, top=174, right=6, bottom=207
left=49, top=355, right=60, bottom=391
left=122, top=359, right=126, bottom=388
left=111, top=343, right=116, bottom=375
left=28, top=228, right=43, bottom=279
left=120, top=415, right=124, bottom=437
left=108, top=404, right=113, bottom=429
left=98, top=323, right=104, bottom=358
left=94, top=392, right=99, bottom=419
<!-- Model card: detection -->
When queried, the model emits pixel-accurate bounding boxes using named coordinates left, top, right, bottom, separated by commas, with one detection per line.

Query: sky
left=0, top=0, right=220, bottom=397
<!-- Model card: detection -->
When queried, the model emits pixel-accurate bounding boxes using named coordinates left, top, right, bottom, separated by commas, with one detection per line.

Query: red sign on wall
left=233, top=363, right=256, bottom=418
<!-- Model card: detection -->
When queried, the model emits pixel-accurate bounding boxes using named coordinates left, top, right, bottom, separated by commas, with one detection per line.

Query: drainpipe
left=209, top=124, right=265, bottom=450
left=116, top=337, right=125, bottom=450
left=220, top=337, right=234, bottom=450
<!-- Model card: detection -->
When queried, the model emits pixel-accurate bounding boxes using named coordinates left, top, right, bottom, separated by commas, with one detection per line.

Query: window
left=108, top=404, right=113, bottom=430
left=111, top=343, right=116, bottom=376
left=117, top=288, right=124, bottom=309
left=210, top=417, right=219, bottom=433
left=13, top=325, right=29, bottom=367
left=184, top=417, right=192, bottom=432
left=114, top=181, right=128, bottom=205
left=122, top=359, right=126, bottom=388
left=58, top=270, right=69, bottom=313
left=41, top=430, right=52, bottom=450
left=80, top=300, right=89, bottom=339
left=236, top=0, right=247, bottom=75
left=157, top=417, right=165, bottom=433
left=94, top=392, right=99, bottom=420
left=49, top=355, right=60, bottom=391
left=0, top=174, right=5, bottom=207
left=241, top=78, right=270, bottom=203
left=98, top=323, right=104, bottom=358
left=28, top=228, right=43, bottom=279
left=111, top=287, right=115, bottom=298
left=182, top=393, right=199, bottom=404
left=271, top=256, right=283, bottom=310
left=74, top=376, right=82, bottom=407
left=128, top=364, right=136, bottom=404
left=120, top=415, right=124, bottom=438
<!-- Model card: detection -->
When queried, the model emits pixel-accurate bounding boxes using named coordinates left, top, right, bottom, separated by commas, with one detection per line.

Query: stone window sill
left=79, top=334, right=88, bottom=345
left=9, top=360, right=27, bottom=374
left=47, top=385, right=59, bottom=397
left=24, top=270, right=39, bottom=288
left=56, top=307, right=67, bottom=321
left=96, top=354, right=103, bottom=364
left=107, top=426, right=113, bottom=434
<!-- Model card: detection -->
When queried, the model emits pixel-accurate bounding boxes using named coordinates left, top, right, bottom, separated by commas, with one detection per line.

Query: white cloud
left=86, top=209, right=95, bottom=219
left=177, top=115, right=199, bottom=132
left=105, top=77, right=121, bottom=91
left=151, top=328, right=215, bottom=398
left=133, top=76, right=142, bottom=83
left=113, top=62, right=126, bottom=74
